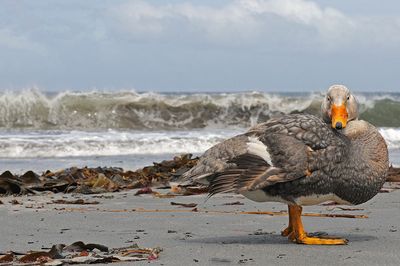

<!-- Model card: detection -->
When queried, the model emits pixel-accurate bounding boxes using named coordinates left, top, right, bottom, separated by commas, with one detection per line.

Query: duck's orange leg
left=281, top=205, right=293, bottom=236
left=287, top=205, right=348, bottom=245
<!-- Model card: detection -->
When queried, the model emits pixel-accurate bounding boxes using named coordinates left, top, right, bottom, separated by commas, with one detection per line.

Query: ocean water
left=1, top=89, right=400, bottom=174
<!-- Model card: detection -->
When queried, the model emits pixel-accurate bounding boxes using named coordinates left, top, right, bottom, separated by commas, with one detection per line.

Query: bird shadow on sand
left=187, top=233, right=377, bottom=246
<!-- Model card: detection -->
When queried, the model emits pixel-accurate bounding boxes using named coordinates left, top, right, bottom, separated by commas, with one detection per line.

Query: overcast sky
left=1, top=0, right=400, bottom=92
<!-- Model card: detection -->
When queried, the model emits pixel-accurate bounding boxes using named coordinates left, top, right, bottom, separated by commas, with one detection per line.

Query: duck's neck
left=343, top=120, right=388, bottom=169
left=336, top=120, right=389, bottom=204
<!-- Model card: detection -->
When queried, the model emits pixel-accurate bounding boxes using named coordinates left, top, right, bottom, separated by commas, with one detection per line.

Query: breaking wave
left=2, top=88, right=400, bottom=130
left=1, top=88, right=400, bottom=159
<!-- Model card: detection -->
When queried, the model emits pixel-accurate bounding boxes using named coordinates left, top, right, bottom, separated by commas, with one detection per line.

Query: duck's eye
left=347, top=95, right=350, bottom=100
left=327, top=96, right=331, bottom=102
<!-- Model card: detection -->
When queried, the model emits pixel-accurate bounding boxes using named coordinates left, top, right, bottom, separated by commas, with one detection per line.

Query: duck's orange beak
left=331, top=104, right=348, bottom=129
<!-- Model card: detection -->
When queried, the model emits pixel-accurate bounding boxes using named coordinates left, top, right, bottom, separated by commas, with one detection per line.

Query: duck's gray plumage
left=181, top=113, right=389, bottom=206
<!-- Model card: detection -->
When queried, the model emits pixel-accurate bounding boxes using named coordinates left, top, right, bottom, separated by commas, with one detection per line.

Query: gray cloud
left=0, top=27, right=45, bottom=53
left=108, top=0, right=400, bottom=50
left=0, top=0, right=399, bottom=91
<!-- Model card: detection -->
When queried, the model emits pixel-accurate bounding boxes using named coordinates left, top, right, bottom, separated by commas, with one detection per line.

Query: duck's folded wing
left=208, top=133, right=315, bottom=196
left=208, top=115, right=347, bottom=195
left=179, top=134, right=254, bottom=186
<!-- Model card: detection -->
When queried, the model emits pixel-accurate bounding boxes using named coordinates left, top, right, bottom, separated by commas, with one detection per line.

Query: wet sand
left=1, top=189, right=400, bottom=265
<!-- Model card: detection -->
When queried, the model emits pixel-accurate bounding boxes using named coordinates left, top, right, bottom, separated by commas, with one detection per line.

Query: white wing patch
left=246, top=136, right=272, bottom=165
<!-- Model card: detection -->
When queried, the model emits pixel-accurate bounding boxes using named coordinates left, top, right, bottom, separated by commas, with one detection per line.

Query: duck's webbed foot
left=291, top=233, right=348, bottom=245
left=286, top=205, right=348, bottom=245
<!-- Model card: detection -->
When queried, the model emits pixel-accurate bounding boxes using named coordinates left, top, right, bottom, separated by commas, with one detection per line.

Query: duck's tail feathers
left=208, top=153, right=272, bottom=198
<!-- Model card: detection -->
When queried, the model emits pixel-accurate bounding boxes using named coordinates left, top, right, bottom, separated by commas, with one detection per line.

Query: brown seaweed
left=387, top=165, right=400, bottom=182
left=1, top=242, right=161, bottom=265
left=0, top=154, right=199, bottom=195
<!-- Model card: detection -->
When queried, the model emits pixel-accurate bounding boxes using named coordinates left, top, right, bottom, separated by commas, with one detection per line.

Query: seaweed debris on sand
left=0, top=154, right=399, bottom=196
left=0, top=241, right=161, bottom=265
left=0, top=154, right=199, bottom=195
left=387, top=166, right=400, bottom=182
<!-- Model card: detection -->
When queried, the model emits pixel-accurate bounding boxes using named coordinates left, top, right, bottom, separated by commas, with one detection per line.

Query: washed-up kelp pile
left=0, top=241, right=161, bottom=265
left=0, top=154, right=199, bottom=195
left=387, top=166, right=400, bottom=182
left=1, top=153, right=400, bottom=196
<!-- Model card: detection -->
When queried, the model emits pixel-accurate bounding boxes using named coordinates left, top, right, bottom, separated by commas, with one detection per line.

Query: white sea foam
left=0, top=127, right=399, bottom=159
left=379, top=128, right=400, bottom=149
left=0, top=129, right=240, bottom=158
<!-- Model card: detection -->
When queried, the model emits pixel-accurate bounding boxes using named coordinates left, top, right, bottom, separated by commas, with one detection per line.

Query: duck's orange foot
left=291, top=233, right=348, bottom=245
left=284, top=205, right=348, bottom=245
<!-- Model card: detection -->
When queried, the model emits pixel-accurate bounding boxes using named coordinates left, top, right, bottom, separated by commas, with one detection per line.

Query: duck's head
left=321, top=85, right=359, bottom=129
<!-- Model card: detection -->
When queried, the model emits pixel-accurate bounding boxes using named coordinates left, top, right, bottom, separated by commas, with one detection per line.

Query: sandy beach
left=1, top=187, right=399, bottom=265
